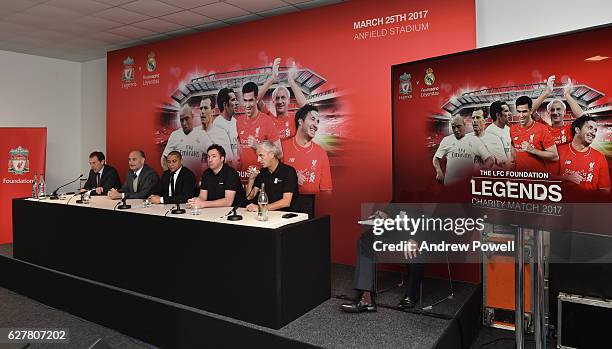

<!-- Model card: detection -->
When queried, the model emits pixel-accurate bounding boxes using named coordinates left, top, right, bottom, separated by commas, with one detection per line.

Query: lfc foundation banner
left=0, top=127, right=47, bottom=244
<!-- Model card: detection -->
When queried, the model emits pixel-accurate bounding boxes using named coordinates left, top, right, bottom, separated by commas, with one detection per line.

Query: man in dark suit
left=80, top=151, right=121, bottom=195
left=108, top=150, right=159, bottom=200
left=149, top=151, right=197, bottom=204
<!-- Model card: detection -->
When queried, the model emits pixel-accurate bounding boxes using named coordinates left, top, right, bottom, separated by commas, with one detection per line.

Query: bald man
left=433, top=116, right=492, bottom=185
left=108, top=150, right=159, bottom=200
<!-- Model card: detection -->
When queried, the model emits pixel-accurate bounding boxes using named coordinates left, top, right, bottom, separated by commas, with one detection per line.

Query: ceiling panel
left=45, top=0, right=113, bottom=14
left=0, top=0, right=345, bottom=62
left=158, top=0, right=219, bottom=10
left=160, top=10, right=215, bottom=26
left=120, top=0, right=183, bottom=17
left=132, top=17, right=186, bottom=32
left=226, top=0, right=289, bottom=13
left=191, top=2, right=249, bottom=20
left=93, top=7, right=152, bottom=24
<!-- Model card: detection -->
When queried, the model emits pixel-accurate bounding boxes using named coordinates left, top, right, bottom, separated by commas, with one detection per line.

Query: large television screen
left=392, top=25, right=612, bottom=206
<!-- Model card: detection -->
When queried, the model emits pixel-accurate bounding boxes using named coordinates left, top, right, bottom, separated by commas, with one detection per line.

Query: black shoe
left=340, top=300, right=377, bottom=313
left=398, top=296, right=417, bottom=310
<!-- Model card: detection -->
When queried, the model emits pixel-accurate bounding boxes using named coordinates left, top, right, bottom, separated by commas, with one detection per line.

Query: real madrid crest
left=399, top=72, right=412, bottom=95
left=147, top=52, right=156, bottom=72
left=122, top=56, right=135, bottom=83
left=424, top=68, right=435, bottom=86
left=8, top=146, right=30, bottom=175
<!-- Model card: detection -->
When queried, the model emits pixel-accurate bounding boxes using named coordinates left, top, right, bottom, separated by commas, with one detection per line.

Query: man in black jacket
left=108, top=150, right=159, bottom=200
left=80, top=151, right=121, bottom=195
left=149, top=151, right=196, bottom=204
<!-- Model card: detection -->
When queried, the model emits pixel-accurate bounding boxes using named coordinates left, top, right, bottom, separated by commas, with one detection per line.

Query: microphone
left=226, top=186, right=255, bottom=221
left=227, top=205, right=242, bottom=221
left=117, top=197, right=131, bottom=210
left=171, top=202, right=186, bottom=214
left=49, top=174, right=83, bottom=200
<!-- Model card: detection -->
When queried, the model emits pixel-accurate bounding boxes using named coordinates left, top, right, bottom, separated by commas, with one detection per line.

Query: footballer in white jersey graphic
left=433, top=116, right=493, bottom=185
left=162, top=104, right=212, bottom=179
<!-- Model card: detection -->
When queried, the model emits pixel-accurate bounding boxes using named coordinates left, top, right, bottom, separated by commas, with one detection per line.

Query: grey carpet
left=331, top=264, right=478, bottom=318
left=0, top=248, right=477, bottom=349
left=279, top=298, right=449, bottom=349
left=0, top=244, right=13, bottom=258
left=0, top=287, right=157, bottom=349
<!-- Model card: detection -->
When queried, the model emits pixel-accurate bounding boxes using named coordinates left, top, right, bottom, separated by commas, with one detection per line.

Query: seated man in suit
left=108, top=150, right=159, bottom=200
left=340, top=206, right=425, bottom=313
left=80, top=151, right=121, bottom=195
left=187, top=144, right=246, bottom=208
left=149, top=151, right=196, bottom=204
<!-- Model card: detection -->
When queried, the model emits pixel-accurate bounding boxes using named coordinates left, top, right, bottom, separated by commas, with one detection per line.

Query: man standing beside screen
left=108, top=150, right=159, bottom=200
left=161, top=104, right=212, bottom=178
left=245, top=141, right=297, bottom=212
left=149, top=151, right=197, bottom=205
left=188, top=144, right=246, bottom=208
left=81, top=151, right=121, bottom=195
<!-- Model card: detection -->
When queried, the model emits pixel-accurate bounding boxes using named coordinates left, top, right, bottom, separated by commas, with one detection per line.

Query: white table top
left=27, top=195, right=309, bottom=230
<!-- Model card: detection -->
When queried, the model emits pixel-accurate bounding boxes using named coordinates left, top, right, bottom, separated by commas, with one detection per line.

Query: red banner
left=106, top=0, right=476, bottom=266
left=0, top=127, right=47, bottom=244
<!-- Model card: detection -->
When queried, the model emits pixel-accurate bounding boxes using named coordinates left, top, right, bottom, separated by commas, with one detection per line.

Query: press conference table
left=12, top=196, right=331, bottom=329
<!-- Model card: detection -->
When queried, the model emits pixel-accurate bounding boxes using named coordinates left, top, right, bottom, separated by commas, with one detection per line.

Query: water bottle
left=257, top=183, right=269, bottom=221
left=32, top=174, right=39, bottom=199
left=38, top=174, right=46, bottom=199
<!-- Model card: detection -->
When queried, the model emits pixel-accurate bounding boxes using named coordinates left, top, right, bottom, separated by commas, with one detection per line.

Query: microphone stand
left=226, top=186, right=255, bottom=221
left=227, top=206, right=242, bottom=221
left=171, top=202, right=186, bottom=214
left=49, top=174, right=83, bottom=200
left=117, top=197, right=131, bottom=210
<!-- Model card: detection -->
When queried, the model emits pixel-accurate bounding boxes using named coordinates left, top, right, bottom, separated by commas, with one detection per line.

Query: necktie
left=133, top=172, right=138, bottom=192
left=169, top=172, right=175, bottom=197
left=96, top=172, right=100, bottom=187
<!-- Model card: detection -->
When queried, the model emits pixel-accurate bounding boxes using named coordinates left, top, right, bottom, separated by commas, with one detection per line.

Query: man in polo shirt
left=245, top=141, right=298, bottom=212
left=187, top=144, right=246, bottom=208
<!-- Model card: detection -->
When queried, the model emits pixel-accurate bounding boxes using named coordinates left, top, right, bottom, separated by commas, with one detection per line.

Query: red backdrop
left=0, top=127, right=47, bottom=244
left=106, top=0, right=476, bottom=268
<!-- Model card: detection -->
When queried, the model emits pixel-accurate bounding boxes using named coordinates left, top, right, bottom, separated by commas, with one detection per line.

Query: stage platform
left=0, top=244, right=481, bottom=349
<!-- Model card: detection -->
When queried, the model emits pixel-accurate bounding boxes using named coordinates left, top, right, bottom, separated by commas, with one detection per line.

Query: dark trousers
left=352, top=228, right=426, bottom=299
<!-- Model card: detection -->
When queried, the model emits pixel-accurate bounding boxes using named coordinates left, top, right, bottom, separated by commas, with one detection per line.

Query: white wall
left=476, top=0, right=612, bottom=48
left=0, top=50, right=81, bottom=191
left=80, top=58, right=107, bottom=176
